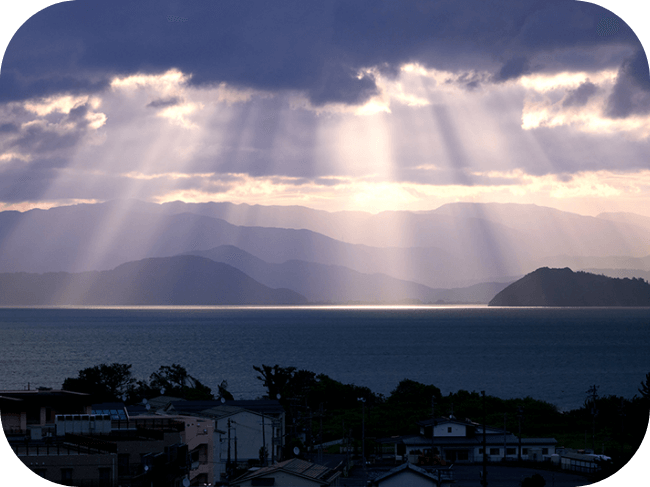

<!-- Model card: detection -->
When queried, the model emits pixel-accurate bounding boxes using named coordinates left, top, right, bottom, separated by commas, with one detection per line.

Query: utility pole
left=262, top=414, right=267, bottom=466
left=360, top=397, right=367, bottom=483
left=318, top=403, right=324, bottom=465
left=227, top=419, right=232, bottom=477
left=481, top=391, right=488, bottom=487
left=587, top=385, right=599, bottom=452
left=503, top=412, right=507, bottom=461
left=517, top=406, right=524, bottom=462
left=431, top=396, right=436, bottom=459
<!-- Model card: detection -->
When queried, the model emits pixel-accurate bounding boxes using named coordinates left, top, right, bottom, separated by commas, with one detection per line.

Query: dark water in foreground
left=0, top=306, right=648, bottom=411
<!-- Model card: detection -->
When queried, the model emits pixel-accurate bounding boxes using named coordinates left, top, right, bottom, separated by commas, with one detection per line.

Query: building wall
left=1, top=412, right=23, bottom=433
left=179, top=415, right=215, bottom=486
left=21, top=451, right=117, bottom=486
left=474, top=445, right=555, bottom=462
left=433, top=423, right=466, bottom=437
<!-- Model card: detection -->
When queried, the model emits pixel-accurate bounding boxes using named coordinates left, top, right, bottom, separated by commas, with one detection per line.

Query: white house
left=380, top=417, right=556, bottom=464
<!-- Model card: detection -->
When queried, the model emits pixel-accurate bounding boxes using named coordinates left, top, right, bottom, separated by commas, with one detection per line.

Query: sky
left=0, top=1, right=649, bottom=217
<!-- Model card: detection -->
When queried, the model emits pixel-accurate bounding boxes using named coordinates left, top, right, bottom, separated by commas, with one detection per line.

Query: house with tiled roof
left=231, top=458, right=342, bottom=486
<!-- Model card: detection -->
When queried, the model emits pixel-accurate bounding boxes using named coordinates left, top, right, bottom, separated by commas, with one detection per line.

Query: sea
left=1, top=306, right=649, bottom=412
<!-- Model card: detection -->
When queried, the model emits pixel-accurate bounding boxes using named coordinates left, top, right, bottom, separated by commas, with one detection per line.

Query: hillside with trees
left=489, top=267, right=650, bottom=306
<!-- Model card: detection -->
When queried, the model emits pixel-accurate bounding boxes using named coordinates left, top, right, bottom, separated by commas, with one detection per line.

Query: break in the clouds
left=0, top=0, right=649, bottom=215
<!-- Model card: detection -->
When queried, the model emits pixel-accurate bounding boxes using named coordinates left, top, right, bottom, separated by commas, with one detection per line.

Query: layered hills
left=0, top=200, right=649, bottom=304
left=0, top=256, right=307, bottom=305
left=489, top=267, right=650, bottom=307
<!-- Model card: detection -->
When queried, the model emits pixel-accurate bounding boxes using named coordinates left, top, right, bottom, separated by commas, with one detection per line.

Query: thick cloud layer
left=0, top=0, right=649, bottom=216
left=0, top=0, right=641, bottom=105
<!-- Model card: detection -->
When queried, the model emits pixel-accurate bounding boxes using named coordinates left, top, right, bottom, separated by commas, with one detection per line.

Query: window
left=458, top=450, right=469, bottom=460
left=522, top=448, right=528, bottom=455
left=507, top=448, right=516, bottom=455
left=478, top=448, right=483, bottom=454
left=489, top=448, right=500, bottom=455
left=542, top=448, right=549, bottom=455
left=33, top=469, right=47, bottom=478
left=448, top=427, right=452, bottom=433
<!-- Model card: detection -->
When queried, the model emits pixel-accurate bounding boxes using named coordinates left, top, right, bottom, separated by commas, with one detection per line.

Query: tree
left=638, top=372, right=650, bottom=402
left=148, top=364, right=214, bottom=400
left=62, top=363, right=135, bottom=402
left=253, top=364, right=298, bottom=400
left=218, top=380, right=234, bottom=401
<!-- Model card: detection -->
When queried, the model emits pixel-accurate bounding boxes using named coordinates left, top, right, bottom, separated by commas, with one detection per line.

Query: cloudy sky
left=0, top=0, right=649, bottom=216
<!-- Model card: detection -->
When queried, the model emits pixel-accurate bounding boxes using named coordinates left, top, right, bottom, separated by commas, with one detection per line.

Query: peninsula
left=488, top=267, right=650, bottom=307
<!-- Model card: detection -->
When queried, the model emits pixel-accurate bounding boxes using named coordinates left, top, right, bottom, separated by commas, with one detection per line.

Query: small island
left=488, top=267, right=650, bottom=307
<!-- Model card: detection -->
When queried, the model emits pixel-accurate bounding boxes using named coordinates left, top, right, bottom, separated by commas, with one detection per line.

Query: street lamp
left=358, top=397, right=367, bottom=482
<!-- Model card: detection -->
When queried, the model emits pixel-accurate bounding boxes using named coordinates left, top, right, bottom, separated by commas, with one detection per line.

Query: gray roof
left=146, top=395, right=186, bottom=411
left=197, top=404, right=248, bottom=419
left=372, top=462, right=438, bottom=484
left=234, top=458, right=340, bottom=485
left=165, top=398, right=284, bottom=417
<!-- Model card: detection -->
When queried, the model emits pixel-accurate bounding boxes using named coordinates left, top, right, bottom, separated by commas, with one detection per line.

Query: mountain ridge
left=0, top=255, right=308, bottom=305
left=488, top=267, right=650, bottom=307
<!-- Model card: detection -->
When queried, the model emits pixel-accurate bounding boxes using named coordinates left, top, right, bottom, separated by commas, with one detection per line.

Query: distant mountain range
left=0, top=256, right=307, bottom=305
left=489, top=267, right=650, bottom=307
left=0, top=249, right=510, bottom=305
left=0, top=199, right=648, bottom=304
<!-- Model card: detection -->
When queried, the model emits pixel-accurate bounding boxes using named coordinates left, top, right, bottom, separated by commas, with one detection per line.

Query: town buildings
left=2, top=390, right=214, bottom=486
left=161, top=398, right=286, bottom=483
left=378, top=416, right=557, bottom=465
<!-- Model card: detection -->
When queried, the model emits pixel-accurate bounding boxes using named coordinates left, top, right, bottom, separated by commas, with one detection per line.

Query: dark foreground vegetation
left=61, top=364, right=650, bottom=482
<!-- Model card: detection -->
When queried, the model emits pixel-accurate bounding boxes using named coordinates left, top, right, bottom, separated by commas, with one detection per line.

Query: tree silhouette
left=639, top=372, right=650, bottom=402
left=62, top=363, right=135, bottom=402
left=148, top=364, right=214, bottom=400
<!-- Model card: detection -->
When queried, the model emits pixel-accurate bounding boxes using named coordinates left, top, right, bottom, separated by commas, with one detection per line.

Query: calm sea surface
left=0, top=306, right=648, bottom=411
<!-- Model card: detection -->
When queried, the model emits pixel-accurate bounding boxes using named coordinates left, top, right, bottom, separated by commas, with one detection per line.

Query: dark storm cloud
left=10, top=124, right=81, bottom=154
left=309, top=69, right=378, bottom=107
left=563, top=80, right=598, bottom=107
left=605, top=49, right=650, bottom=118
left=0, top=122, right=18, bottom=133
left=492, top=57, right=531, bottom=83
left=8, top=102, right=95, bottom=154
left=0, top=0, right=640, bottom=107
